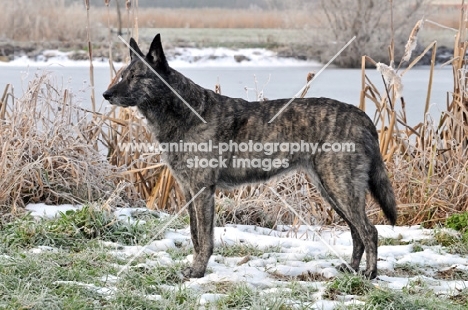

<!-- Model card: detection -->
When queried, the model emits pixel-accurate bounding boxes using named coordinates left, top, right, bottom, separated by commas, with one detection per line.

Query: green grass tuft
left=0, top=205, right=176, bottom=250
left=323, top=274, right=374, bottom=300
left=214, top=242, right=281, bottom=257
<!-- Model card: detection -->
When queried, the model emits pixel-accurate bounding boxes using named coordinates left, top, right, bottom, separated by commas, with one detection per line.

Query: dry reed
left=84, top=0, right=96, bottom=114
left=103, top=105, right=185, bottom=212
left=359, top=1, right=468, bottom=226
left=98, top=1, right=185, bottom=212
left=0, top=73, right=144, bottom=213
left=402, top=19, right=424, bottom=64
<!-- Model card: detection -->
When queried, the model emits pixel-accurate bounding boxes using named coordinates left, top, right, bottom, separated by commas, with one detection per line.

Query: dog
left=103, top=33, right=397, bottom=279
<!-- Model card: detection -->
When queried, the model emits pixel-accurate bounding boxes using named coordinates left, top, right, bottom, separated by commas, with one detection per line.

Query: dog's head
left=103, top=34, right=170, bottom=108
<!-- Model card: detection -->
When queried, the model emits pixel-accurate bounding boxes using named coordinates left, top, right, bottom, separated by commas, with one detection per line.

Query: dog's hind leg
left=182, top=185, right=216, bottom=278
left=334, top=193, right=378, bottom=279
left=310, top=165, right=379, bottom=279
left=334, top=212, right=365, bottom=273
left=348, top=211, right=378, bottom=279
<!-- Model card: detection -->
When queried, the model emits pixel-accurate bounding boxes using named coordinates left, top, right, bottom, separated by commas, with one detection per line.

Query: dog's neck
left=138, top=68, right=220, bottom=143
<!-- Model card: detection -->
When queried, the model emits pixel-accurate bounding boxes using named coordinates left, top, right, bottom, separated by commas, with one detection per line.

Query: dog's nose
left=103, top=90, right=112, bottom=100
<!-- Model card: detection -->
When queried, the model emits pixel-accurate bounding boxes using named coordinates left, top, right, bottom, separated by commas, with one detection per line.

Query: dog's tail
left=368, top=156, right=397, bottom=225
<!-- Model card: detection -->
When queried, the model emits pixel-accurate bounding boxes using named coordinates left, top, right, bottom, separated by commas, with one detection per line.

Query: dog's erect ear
left=129, top=37, right=144, bottom=61
left=147, top=34, right=169, bottom=72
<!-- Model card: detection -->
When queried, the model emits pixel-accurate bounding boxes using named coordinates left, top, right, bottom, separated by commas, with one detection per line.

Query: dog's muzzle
left=102, top=90, right=113, bottom=101
left=102, top=90, right=126, bottom=107
left=102, top=90, right=135, bottom=108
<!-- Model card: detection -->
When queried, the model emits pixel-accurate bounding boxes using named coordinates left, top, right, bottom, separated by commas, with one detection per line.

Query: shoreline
left=0, top=46, right=322, bottom=68
left=0, top=27, right=458, bottom=68
left=0, top=41, right=455, bottom=68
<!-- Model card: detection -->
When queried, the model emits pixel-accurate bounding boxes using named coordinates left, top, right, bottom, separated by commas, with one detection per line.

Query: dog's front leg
left=182, top=186, right=215, bottom=278
left=183, top=189, right=199, bottom=258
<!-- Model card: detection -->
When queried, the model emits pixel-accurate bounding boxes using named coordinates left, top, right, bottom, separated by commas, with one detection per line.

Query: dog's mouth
left=109, top=101, right=131, bottom=108
left=102, top=91, right=135, bottom=108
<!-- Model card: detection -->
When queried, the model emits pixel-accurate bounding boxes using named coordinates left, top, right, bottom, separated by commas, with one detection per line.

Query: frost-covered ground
left=0, top=47, right=320, bottom=68
left=22, top=203, right=468, bottom=309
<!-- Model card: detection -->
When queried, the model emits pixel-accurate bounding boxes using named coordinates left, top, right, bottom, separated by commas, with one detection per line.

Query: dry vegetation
left=0, top=0, right=456, bottom=42
left=104, top=7, right=302, bottom=29
left=1, top=0, right=90, bottom=43
left=0, top=0, right=467, bottom=228
left=359, top=4, right=468, bottom=225
left=0, top=0, right=309, bottom=43
left=0, top=73, right=143, bottom=214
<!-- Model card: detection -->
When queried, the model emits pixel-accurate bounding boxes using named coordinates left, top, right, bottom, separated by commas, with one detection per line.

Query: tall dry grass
left=103, top=8, right=305, bottom=29
left=0, top=0, right=92, bottom=43
left=104, top=106, right=185, bottom=212
left=358, top=1, right=468, bottom=226
left=0, top=1, right=309, bottom=44
left=0, top=73, right=143, bottom=213
left=0, top=1, right=455, bottom=41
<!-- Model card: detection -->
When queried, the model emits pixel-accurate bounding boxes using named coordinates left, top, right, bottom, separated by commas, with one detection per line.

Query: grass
left=214, top=242, right=281, bottom=258
left=326, top=274, right=466, bottom=309
left=0, top=210, right=467, bottom=308
left=446, top=212, right=468, bottom=236
left=378, top=236, right=409, bottom=246
left=208, top=281, right=318, bottom=309
left=0, top=205, right=176, bottom=250
left=435, top=211, right=468, bottom=254
left=0, top=248, right=194, bottom=309
left=324, top=274, right=374, bottom=300
left=0, top=210, right=313, bottom=309
left=359, top=287, right=465, bottom=310
left=0, top=208, right=193, bottom=309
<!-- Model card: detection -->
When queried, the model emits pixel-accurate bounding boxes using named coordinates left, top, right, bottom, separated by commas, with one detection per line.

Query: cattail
left=402, top=19, right=424, bottom=63
left=214, top=77, right=222, bottom=95
left=215, top=84, right=221, bottom=95
left=84, top=0, right=89, bottom=10
left=104, top=0, right=110, bottom=6
left=376, top=62, right=403, bottom=99
left=126, top=0, right=131, bottom=10
left=300, top=71, right=315, bottom=98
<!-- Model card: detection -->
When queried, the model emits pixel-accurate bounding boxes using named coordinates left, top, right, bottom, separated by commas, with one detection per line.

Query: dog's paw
left=182, top=267, right=193, bottom=278
left=337, top=263, right=358, bottom=274
left=181, top=267, right=204, bottom=278
left=337, top=264, right=377, bottom=279
left=361, top=269, right=377, bottom=280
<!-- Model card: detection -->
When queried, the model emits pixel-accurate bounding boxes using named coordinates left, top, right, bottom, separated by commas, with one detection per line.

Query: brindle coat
left=103, top=34, right=397, bottom=279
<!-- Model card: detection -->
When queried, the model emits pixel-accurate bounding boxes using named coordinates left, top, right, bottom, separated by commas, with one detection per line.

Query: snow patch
left=21, top=204, right=468, bottom=307
left=0, top=47, right=320, bottom=68
left=25, top=203, right=81, bottom=218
